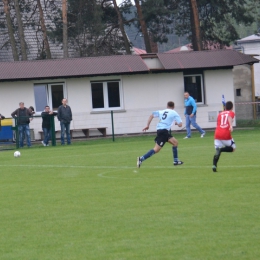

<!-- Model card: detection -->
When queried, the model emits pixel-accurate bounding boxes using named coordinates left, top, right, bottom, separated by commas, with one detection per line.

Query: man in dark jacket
left=11, top=102, right=34, bottom=147
left=0, top=113, right=5, bottom=132
left=57, top=98, right=72, bottom=145
left=41, top=106, right=57, bottom=146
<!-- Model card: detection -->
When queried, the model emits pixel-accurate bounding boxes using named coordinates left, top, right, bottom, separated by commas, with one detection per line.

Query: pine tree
left=2, top=0, right=19, bottom=60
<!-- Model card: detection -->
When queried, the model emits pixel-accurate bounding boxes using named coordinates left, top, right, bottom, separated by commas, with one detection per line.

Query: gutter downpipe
left=251, top=63, right=257, bottom=120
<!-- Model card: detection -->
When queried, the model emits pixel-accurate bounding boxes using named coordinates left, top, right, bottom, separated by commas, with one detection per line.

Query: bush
left=236, top=119, right=260, bottom=127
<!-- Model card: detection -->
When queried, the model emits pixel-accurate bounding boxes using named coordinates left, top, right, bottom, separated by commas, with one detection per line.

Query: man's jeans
left=185, top=114, right=204, bottom=137
left=43, top=128, right=51, bottom=145
left=18, top=124, right=31, bottom=147
left=60, top=121, right=71, bottom=145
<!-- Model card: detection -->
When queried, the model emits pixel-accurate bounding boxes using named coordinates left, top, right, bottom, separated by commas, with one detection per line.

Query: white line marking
left=0, top=164, right=259, bottom=169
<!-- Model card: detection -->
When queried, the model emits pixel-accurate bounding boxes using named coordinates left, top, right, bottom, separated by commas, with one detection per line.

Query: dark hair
left=45, top=105, right=50, bottom=108
left=29, top=106, right=34, bottom=111
left=225, top=101, right=233, bottom=110
left=167, top=101, right=175, bottom=108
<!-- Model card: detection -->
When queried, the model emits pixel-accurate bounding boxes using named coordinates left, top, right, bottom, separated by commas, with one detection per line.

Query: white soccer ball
left=14, top=151, right=21, bottom=158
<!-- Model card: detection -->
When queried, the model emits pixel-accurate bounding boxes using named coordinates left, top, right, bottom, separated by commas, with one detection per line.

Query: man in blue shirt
left=137, top=101, right=184, bottom=168
left=184, top=92, right=205, bottom=139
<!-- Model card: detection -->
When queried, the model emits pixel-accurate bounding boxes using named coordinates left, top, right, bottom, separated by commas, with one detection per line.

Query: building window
left=184, top=75, right=204, bottom=103
left=33, top=83, right=66, bottom=112
left=91, top=81, right=123, bottom=110
left=236, top=89, right=241, bottom=96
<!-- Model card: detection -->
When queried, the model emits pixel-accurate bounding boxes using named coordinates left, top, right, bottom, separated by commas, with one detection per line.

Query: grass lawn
left=0, top=129, right=260, bottom=260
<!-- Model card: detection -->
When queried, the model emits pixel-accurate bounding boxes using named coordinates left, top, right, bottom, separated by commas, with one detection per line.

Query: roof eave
left=0, top=71, right=150, bottom=82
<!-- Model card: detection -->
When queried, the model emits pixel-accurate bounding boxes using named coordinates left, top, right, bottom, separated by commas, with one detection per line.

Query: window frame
left=34, top=82, right=67, bottom=113
left=236, top=88, right=241, bottom=97
left=90, top=80, right=124, bottom=111
left=184, top=74, right=205, bottom=104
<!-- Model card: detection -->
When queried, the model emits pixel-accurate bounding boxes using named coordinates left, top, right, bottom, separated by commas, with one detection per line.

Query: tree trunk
left=37, top=0, right=52, bottom=59
left=189, top=0, right=202, bottom=51
left=14, top=0, right=27, bottom=60
left=62, top=0, right=69, bottom=58
left=134, top=0, right=152, bottom=53
left=2, top=0, right=19, bottom=61
left=112, top=0, right=131, bottom=54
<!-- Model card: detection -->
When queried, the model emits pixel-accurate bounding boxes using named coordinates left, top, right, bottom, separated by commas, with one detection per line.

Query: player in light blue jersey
left=137, top=101, right=184, bottom=168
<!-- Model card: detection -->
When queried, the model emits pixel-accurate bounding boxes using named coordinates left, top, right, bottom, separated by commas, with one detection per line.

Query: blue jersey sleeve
left=174, top=114, right=182, bottom=124
left=152, top=111, right=159, bottom=118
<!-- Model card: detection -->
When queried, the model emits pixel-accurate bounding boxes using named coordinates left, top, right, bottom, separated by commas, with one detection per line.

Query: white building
left=0, top=50, right=258, bottom=140
left=236, top=34, right=260, bottom=97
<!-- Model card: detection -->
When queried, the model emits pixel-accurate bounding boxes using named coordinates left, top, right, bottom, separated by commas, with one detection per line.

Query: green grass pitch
left=0, top=129, right=260, bottom=260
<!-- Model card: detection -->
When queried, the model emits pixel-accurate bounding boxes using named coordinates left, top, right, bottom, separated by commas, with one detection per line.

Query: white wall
left=240, top=42, right=260, bottom=96
left=195, top=69, right=235, bottom=129
left=0, top=69, right=235, bottom=140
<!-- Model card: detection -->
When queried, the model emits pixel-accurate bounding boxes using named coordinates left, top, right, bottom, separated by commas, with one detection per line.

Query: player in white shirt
left=137, top=101, right=184, bottom=168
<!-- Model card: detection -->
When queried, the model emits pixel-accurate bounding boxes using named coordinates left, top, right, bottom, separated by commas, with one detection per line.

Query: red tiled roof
left=132, top=47, right=147, bottom=55
left=165, top=44, right=193, bottom=53
left=157, top=50, right=258, bottom=70
left=0, top=50, right=258, bottom=81
left=166, top=43, right=233, bottom=53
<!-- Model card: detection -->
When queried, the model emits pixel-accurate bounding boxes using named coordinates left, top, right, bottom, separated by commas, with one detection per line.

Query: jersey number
left=220, top=114, right=229, bottom=126
left=162, top=111, right=168, bottom=120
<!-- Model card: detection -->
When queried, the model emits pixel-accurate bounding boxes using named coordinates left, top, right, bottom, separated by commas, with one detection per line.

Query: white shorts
left=214, top=139, right=236, bottom=149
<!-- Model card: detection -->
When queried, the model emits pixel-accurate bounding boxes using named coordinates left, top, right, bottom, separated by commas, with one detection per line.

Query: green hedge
left=236, top=119, right=260, bottom=127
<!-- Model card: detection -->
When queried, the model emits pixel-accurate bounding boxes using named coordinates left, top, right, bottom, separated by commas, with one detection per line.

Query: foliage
left=47, top=0, right=128, bottom=57
left=137, top=0, right=257, bottom=48
left=236, top=119, right=260, bottom=127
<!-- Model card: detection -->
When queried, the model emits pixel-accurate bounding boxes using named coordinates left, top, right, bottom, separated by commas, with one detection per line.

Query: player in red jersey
left=212, top=101, right=236, bottom=172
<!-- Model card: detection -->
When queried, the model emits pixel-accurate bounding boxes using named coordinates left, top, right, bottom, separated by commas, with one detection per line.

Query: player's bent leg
left=137, top=144, right=162, bottom=168
left=213, top=140, right=223, bottom=172
left=168, top=137, right=183, bottom=166
left=220, top=146, right=234, bottom=153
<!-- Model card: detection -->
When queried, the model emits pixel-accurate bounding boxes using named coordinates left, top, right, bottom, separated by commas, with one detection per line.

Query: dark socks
left=220, top=146, right=233, bottom=153
left=141, top=149, right=155, bottom=161
left=213, top=154, right=220, bottom=167
left=172, top=146, right=178, bottom=162
left=213, top=146, right=233, bottom=167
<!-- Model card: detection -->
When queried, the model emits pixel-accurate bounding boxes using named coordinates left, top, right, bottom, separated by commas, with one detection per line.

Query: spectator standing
left=57, top=98, right=72, bottom=145
left=41, top=106, right=57, bottom=146
left=183, top=92, right=206, bottom=139
left=11, top=102, right=33, bottom=147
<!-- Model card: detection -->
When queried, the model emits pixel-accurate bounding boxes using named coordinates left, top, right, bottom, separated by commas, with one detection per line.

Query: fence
left=235, top=101, right=260, bottom=127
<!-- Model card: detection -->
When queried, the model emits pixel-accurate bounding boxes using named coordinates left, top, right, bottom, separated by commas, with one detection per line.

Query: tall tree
left=134, top=0, right=152, bottom=53
left=13, top=0, right=27, bottom=60
left=62, top=0, right=69, bottom=58
left=2, top=0, right=19, bottom=61
left=174, top=0, right=255, bottom=49
left=139, top=0, right=175, bottom=44
left=36, top=0, right=52, bottom=59
left=48, top=0, right=127, bottom=57
left=189, top=0, right=202, bottom=51
left=139, top=0, right=255, bottom=49
left=112, top=0, right=131, bottom=54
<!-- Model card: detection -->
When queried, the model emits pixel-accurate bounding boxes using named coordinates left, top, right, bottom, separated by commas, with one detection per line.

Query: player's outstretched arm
left=143, top=114, right=154, bottom=131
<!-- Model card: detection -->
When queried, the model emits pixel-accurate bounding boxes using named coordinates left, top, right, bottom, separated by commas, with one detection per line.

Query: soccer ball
left=14, top=151, right=21, bottom=158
